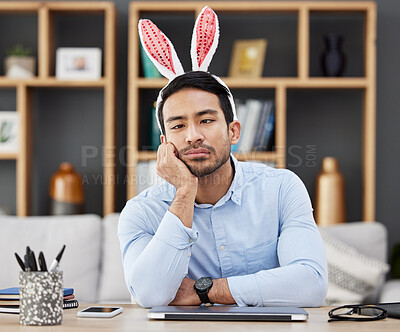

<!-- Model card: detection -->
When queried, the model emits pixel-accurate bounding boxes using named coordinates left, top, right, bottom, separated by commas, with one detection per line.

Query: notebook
left=148, top=305, right=308, bottom=321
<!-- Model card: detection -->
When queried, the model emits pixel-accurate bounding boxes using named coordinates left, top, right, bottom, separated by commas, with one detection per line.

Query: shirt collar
left=226, top=154, right=243, bottom=206
left=202, top=154, right=243, bottom=208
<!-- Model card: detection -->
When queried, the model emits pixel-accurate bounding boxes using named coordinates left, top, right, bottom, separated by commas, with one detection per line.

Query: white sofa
left=0, top=214, right=398, bottom=304
left=0, top=213, right=130, bottom=303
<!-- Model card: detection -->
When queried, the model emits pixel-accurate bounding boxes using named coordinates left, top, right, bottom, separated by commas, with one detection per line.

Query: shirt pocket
left=245, top=241, right=279, bottom=275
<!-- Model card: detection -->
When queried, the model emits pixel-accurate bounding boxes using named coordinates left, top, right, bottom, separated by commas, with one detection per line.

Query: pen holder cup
left=19, top=271, right=63, bottom=326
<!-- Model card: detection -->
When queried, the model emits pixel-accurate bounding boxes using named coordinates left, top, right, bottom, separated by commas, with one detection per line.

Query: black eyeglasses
left=328, top=305, right=387, bottom=322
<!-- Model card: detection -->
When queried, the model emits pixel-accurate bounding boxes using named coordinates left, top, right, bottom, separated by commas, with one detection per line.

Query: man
left=118, top=71, right=328, bottom=308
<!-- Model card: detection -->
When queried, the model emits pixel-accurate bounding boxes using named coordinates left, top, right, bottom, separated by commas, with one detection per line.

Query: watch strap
left=197, top=290, right=211, bottom=304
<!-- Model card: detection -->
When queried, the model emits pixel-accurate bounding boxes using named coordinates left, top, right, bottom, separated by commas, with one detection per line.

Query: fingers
left=156, top=142, right=197, bottom=190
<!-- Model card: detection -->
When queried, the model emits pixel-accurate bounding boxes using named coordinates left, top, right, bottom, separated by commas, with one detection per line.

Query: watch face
left=195, top=277, right=212, bottom=291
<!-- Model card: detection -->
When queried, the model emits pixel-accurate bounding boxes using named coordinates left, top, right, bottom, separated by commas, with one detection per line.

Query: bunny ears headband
left=138, top=6, right=237, bottom=132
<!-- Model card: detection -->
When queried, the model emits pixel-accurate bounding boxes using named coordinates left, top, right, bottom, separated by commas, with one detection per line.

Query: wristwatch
left=194, top=277, right=213, bottom=306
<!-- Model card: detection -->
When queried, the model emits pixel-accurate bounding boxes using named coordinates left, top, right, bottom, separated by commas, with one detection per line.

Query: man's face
left=161, top=88, right=236, bottom=178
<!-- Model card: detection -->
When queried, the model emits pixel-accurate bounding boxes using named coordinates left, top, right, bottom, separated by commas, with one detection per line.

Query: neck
left=195, top=158, right=234, bottom=205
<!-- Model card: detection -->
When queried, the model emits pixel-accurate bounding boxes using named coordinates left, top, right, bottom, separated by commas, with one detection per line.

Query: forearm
left=227, top=263, right=327, bottom=307
left=209, top=278, right=235, bottom=305
left=121, top=211, right=198, bottom=308
left=169, top=187, right=196, bottom=228
left=169, top=277, right=236, bottom=306
left=129, top=236, right=190, bottom=307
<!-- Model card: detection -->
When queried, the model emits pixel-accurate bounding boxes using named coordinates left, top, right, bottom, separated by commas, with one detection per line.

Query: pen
left=24, top=254, right=31, bottom=272
left=29, top=250, right=38, bottom=272
left=49, top=245, right=66, bottom=272
left=15, top=252, right=25, bottom=271
left=38, top=251, right=48, bottom=272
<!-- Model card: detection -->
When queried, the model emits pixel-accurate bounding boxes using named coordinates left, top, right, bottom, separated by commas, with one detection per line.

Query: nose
left=185, top=123, right=204, bottom=144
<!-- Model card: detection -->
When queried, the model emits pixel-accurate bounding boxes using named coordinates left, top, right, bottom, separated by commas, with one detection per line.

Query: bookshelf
left=127, top=1, right=376, bottom=221
left=0, top=2, right=116, bottom=216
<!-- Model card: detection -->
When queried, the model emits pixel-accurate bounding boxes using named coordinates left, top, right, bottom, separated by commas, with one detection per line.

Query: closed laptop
left=148, top=305, right=308, bottom=321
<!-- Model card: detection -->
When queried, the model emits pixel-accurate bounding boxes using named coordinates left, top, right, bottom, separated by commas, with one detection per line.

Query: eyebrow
left=165, top=109, right=219, bottom=123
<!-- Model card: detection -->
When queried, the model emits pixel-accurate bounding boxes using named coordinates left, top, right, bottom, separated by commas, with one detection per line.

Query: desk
left=0, top=304, right=399, bottom=331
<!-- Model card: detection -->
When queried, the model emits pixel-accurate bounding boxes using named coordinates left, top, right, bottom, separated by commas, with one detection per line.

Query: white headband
left=138, top=6, right=237, bottom=132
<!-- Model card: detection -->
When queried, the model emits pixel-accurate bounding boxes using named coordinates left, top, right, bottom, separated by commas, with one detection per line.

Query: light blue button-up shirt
left=118, top=156, right=328, bottom=308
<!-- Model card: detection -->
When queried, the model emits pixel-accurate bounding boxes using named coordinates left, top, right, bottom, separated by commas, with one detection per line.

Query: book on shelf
left=256, top=101, right=275, bottom=151
left=140, top=44, right=162, bottom=78
left=233, top=99, right=275, bottom=153
left=149, top=101, right=161, bottom=151
left=253, top=101, right=272, bottom=150
left=231, top=99, right=247, bottom=153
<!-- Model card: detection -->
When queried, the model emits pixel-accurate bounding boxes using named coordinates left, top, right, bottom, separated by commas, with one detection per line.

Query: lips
left=184, top=148, right=210, bottom=158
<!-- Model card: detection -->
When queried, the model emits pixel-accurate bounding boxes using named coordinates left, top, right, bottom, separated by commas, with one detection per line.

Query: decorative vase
left=314, top=157, right=346, bottom=226
left=321, top=34, right=345, bottom=77
left=4, top=56, right=35, bottom=78
left=49, top=162, right=84, bottom=215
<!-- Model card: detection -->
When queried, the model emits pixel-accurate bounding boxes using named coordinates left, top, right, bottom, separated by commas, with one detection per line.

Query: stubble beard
left=179, top=137, right=231, bottom=178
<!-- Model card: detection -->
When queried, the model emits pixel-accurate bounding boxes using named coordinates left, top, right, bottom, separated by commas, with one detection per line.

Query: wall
left=0, top=0, right=399, bottom=255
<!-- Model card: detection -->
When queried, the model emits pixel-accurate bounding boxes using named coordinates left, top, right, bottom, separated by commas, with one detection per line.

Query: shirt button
left=188, top=252, right=192, bottom=257
left=213, top=207, right=216, bottom=211
left=220, top=246, right=225, bottom=250
left=189, top=238, right=193, bottom=243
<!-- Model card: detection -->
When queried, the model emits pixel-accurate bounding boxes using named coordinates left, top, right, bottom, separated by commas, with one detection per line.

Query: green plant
left=5, top=44, right=32, bottom=57
left=0, top=121, right=13, bottom=143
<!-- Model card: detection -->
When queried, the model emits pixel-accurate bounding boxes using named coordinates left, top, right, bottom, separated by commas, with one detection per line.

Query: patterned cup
left=19, top=271, right=63, bottom=325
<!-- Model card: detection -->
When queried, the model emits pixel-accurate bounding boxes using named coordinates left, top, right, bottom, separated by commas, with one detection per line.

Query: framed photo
left=56, top=48, right=102, bottom=80
left=229, top=39, right=267, bottom=78
left=0, top=111, right=19, bottom=153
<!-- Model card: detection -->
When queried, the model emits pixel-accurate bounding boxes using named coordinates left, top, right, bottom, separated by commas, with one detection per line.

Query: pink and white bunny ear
left=139, top=19, right=185, bottom=81
left=191, top=6, right=219, bottom=72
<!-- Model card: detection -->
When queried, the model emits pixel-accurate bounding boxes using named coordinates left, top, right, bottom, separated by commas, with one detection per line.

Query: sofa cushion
left=320, top=221, right=387, bottom=262
left=98, top=213, right=131, bottom=303
left=0, top=214, right=101, bottom=303
left=320, top=228, right=390, bottom=305
left=380, top=279, right=400, bottom=303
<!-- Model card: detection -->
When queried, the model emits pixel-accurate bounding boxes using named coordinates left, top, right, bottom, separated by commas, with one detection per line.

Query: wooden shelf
left=137, top=151, right=279, bottom=161
left=0, top=77, right=107, bottom=88
left=137, top=77, right=369, bottom=89
left=132, top=1, right=373, bottom=12
left=0, top=2, right=116, bottom=216
left=0, top=153, right=18, bottom=160
left=127, top=1, right=376, bottom=221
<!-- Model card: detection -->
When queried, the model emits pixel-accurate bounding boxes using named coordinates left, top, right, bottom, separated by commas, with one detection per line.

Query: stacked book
left=0, top=287, right=78, bottom=314
left=232, top=99, right=275, bottom=153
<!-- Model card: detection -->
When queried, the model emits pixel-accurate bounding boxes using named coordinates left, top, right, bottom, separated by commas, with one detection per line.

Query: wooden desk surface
left=0, top=304, right=399, bottom=331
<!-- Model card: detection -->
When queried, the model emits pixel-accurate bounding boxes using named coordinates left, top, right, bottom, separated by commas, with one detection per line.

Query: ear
left=191, top=6, right=219, bottom=72
left=139, top=19, right=185, bottom=81
left=229, top=120, right=241, bottom=145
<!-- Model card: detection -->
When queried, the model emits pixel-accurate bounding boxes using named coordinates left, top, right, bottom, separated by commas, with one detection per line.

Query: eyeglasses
left=328, top=305, right=387, bottom=322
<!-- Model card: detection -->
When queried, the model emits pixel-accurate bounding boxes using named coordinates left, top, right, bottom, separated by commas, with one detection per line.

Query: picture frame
left=0, top=111, right=19, bottom=153
left=56, top=48, right=102, bottom=80
left=229, top=39, right=268, bottom=78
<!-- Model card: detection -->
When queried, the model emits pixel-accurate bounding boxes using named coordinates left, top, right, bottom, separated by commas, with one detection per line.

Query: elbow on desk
left=128, top=276, right=175, bottom=308
left=134, top=291, right=173, bottom=309
left=300, top=268, right=328, bottom=307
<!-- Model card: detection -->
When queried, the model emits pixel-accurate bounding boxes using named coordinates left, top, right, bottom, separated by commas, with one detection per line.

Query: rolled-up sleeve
left=118, top=201, right=198, bottom=308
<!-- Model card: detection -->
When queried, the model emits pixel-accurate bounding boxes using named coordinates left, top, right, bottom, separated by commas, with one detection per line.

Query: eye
left=171, top=124, right=184, bottom=130
left=201, top=119, right=214, bottom=124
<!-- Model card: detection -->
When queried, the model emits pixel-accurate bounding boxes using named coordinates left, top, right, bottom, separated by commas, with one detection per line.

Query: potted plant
left=4, top=44, right=36, bottom=78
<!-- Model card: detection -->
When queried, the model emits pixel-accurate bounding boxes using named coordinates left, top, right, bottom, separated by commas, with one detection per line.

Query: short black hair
left=157, top=71, right=233, bottom=135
